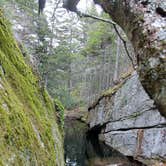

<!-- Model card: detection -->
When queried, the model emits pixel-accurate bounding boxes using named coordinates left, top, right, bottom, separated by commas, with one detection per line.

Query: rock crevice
left=88, top=73, right=166, bottom=165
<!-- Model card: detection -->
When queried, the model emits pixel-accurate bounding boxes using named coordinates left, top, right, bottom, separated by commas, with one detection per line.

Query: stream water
left=64, top=119, right=144, bottom=166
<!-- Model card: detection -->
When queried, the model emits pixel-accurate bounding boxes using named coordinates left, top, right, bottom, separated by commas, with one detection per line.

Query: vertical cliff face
left=93, top=0, right=166, bottom=116
left=0, top=10, right=64, bottom=165
left=88, top=72, right=166, bottom=165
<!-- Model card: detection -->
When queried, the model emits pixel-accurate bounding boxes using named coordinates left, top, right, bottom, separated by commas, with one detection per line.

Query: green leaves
left=83, top=14, right=116, bottom=56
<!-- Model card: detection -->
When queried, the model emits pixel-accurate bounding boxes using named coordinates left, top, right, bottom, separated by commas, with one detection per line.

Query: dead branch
left=78, top=12, right=136, bottom=69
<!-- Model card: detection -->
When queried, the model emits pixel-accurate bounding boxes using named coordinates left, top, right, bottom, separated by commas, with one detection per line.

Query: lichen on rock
left=0, top=10, right=64, bottom=165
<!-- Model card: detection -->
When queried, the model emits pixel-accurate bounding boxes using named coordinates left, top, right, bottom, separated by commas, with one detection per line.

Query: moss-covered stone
left=0, top=10, right=64, bottom=165
left=88, top=71, right=133, bottom=111
left=54, top=98, right=65, bottom=130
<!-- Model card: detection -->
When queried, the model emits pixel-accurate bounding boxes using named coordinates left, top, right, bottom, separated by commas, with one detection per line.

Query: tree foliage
left=3, top=0, right=132, bottom=110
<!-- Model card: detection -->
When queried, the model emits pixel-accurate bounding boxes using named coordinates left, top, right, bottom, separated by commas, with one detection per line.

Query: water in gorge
left=64, top=118, right=144, bottom=166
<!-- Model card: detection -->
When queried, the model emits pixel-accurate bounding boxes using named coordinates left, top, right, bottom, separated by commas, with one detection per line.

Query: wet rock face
left=88, top=73, right=166, bottom=165
left=93, top=0, right=166, bottom=116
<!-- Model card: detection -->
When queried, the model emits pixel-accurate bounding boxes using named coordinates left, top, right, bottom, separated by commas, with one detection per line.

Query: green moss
left=54, top=98, right=65, bottom=130
left=103, top=82, right=124, bottom=97
left=103, top=71, right=132, bottom=96
left=89, top=71, right=133, bottom=111
left=0, top=10, right=64, bottom=165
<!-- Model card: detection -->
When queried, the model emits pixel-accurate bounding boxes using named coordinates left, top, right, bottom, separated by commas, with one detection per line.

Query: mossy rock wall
left=0, top=10, right=64, bottom=165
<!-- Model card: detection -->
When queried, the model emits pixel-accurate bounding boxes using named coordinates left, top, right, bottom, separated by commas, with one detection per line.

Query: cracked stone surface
left=93, top=0, right=166, bottom=116
left=103, top=128, right=166, bottom=165
left=88, top=73, right=166, bottom=165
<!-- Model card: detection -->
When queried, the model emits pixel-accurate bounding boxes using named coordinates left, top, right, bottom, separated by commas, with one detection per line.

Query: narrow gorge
left=0, top=0, right=165, bottom=165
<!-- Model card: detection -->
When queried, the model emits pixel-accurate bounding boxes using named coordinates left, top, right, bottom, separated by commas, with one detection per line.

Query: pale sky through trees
left=45, top=0, right=102, bottom=15
left=77, top=0, right=92, bottom=12
left=78, top=0, right=102, bottom=13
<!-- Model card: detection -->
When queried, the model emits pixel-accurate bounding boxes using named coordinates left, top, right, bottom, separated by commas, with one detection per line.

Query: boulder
left=88, top=73, right=166, bottom=165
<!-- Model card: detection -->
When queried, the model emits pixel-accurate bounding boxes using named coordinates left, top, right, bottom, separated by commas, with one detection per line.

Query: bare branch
left=113, top=24, right=135, bottom=68
left=77, top=12, right=136, bottom=69
left=80, top=12, right=116, bottom=25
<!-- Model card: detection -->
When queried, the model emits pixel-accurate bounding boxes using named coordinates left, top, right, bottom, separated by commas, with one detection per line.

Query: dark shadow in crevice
left=156, top=7, right=166, bottom=17
left=141, top=0, right=150, bottom=7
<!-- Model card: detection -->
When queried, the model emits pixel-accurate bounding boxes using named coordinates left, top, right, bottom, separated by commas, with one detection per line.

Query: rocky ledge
left=88, top=72, right=166, bottom=165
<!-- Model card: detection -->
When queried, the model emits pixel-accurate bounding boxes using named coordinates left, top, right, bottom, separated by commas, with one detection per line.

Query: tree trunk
left=113, top=36, right=120, bottom=84
left=94, top=0, right=166, bottom=116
